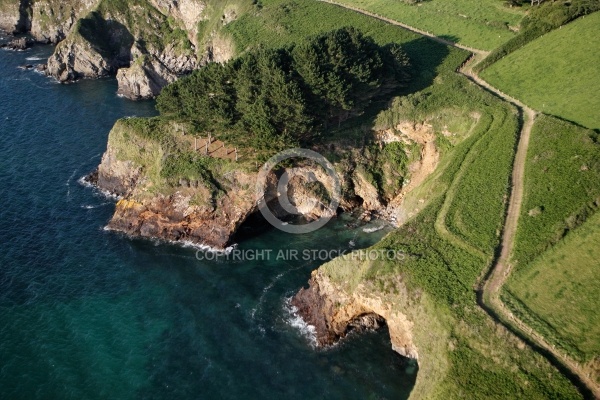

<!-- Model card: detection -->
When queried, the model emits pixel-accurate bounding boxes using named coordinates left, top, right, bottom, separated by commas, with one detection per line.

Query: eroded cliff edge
left=291, top=258, right=450, bottom=399
left=90, top=114, right=437, bottom=250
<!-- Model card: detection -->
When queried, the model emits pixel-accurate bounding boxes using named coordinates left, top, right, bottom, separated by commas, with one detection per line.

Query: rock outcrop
left=44, top=2, right=200, bottom=98
left=0, top=0, right=239, bottom=99
left=107, top=187, right=256, bottom=249
left=292, top=268, right=420, bottom=359
left=30, top=0, right=100, bottom=43
left=115, top=43, right=197, bottom=99
left=0, top=0, right=99, bottom=42
left=291, top=257, right=451, bottom=399
left=0, top=36, right=29, bottom=50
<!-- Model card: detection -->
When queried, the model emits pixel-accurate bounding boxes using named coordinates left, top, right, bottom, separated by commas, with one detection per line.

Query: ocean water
left=0, top=41, right=417, bottom=399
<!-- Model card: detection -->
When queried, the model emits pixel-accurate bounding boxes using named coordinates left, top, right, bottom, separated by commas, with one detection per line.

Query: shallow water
left=0, top=42, right=417, bottom=399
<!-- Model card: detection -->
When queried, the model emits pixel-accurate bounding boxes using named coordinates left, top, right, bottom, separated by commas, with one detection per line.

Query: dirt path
left=318, top=1, right=600, bottom=397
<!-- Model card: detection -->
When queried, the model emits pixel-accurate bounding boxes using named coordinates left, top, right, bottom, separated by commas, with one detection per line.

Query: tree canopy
left=156, top=27, right=411, bottom=151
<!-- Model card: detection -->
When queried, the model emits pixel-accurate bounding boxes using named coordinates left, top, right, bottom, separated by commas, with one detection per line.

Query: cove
left=0, top=40, right=417, bottom=399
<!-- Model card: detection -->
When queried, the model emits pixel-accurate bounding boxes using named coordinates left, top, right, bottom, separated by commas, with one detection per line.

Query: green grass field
left=320, top=70, right=580, bottom=398
left=481, top=11, right=600, bottom=130
left=506, top=210, right=600, bottom=363
left=512, top=115, right=600, bottom=268
left=504, top=114, right=600, bottom=367
left=328, top=0, right=525, bottom=50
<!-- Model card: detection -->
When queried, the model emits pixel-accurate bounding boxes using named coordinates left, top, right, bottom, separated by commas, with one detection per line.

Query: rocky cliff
left=90, top=119, right=253, bottom=249
left=292, top=269, right=420, bottom=359
left=0, top=0, right=99, bottom=42
left=291, top=258, right=451, bottom=399
left=90, top=116, right=433, bottom=249
left=0, top=0, right=240, bottom=99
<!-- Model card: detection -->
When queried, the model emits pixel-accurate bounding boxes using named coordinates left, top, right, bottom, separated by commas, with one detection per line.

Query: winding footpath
left=319, top=1, right=599, bottom=398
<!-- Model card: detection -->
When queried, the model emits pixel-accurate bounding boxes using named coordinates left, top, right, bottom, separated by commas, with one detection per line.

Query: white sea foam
left=178, top=240, right=236, bottom=254
left=363, top=225, right=385, bottom=233
left=78, top=175, right=121, bottom=200
left=283, top=297, right=317, bottom=347
left=81, top=203, right=109, bottom=209
left=26, top=56, right=43, bottom=61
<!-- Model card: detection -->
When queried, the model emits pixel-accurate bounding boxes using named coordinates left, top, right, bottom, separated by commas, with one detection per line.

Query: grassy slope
left=504, top=114, right=600, bottom=365
left=512, top=115, right=600, bottom=267
left=326, top=0, right=525, bottom=50
left=481, top=12, right=600, bottom=130
left=507, top=210, right=600, bottom=362
left=225, top=0, right=457, bottom=92
left=322, top=69, right=580, bottom=398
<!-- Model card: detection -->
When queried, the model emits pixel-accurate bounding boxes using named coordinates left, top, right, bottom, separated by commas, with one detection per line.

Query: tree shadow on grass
left=438, top=34, right=461, bottom=46
left=326, top=36, right=453, bottom=145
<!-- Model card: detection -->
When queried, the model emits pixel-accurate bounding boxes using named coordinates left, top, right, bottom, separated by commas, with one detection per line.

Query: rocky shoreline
left=0, top=0, right=232, bottom=99
left=291, top=269, right=420, bottom=359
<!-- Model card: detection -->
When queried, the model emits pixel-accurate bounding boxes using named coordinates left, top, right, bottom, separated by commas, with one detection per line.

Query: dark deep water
left=0, top=40, right=417, bottom=399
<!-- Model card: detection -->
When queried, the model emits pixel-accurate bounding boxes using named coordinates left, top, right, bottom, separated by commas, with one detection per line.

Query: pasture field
left=505, top=210, right=600, bottom=364
left=512, top=115, right=600, bottom=268
left=224, top=0, right=468, bottom=92
left=481, top=12, right=600, bottom=130
left=503, top=114, right=600, bottom=366
left=322, top=0, right=525, bottom=50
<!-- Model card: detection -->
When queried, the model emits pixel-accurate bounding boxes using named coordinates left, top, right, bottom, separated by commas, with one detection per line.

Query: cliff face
left=91, top=116, right=432, bottom=249
left=30, top=0, right=99, bottom=43
left=0, top=0, right=98, bottom=42
left=292, top=269, right=419, bottom=359
left=0, top=0, right=25, bottom=34
left=0, top=0, right=240, bottom=99
left=291, top=259, right=450, bottom=399
left=45, top=0, right=203, bottom=99
left=92, top=120, right=253, bottom=249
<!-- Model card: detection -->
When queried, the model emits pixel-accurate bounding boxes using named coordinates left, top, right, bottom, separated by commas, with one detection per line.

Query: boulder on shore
left=1, top=37, right=30, bottom=50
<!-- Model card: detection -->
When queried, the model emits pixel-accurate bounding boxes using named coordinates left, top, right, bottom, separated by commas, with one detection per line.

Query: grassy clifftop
left=318, top=71, right=581, bottom=398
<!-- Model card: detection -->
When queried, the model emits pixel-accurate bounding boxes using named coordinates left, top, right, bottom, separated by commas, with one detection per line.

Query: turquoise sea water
left=0, top=40, right=416, bottom=399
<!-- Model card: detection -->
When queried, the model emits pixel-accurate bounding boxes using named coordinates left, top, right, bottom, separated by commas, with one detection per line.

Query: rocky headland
left=290, top=257, right=451, bottom=399
left=0, top=0, right=237, bottom=99
left=89, top=117, right=436, bottom=249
